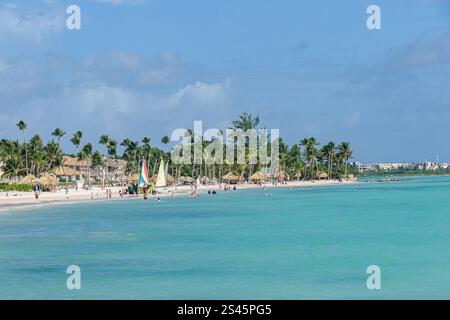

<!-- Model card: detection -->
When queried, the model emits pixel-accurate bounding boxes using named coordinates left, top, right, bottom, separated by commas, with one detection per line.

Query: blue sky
left=0, top=0, right=449, bottom=162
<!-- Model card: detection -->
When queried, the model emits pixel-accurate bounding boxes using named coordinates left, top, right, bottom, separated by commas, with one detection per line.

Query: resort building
left=91, top=157, right=128, bottom=184
left=61, top=156, right=91, bottom=181
left=59, top=156, right=127, bottom=184
left=354, top=162, right=377, bottom=173
left=377, top=163, right=415, bottom=171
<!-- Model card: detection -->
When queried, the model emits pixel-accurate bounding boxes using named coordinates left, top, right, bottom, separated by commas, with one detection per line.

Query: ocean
left=1, top=176, right=450, bottom=299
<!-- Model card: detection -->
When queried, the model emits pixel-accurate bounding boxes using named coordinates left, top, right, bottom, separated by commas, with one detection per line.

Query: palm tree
left=337, top=142, right=353, bottom=178
left=287, top=144, right=303, bottom=180
left=70, top=131, right=83, bottom=152
left=161, top=136, right=170, bottom=150
left=232, top=112, right=260, bottom=180
left=322, top=141, right=336, bottom=179
left=121, top=139, right=140, bottom=175
left=99, top=134, right=110, bottom=153
left=107, top=139, right=117, bottom=158
left=98, top=135, right=110, bottom=185
left=142, top=137, right=152, bottom=172
left=78, top=143, right=93, bottom=185
left=44, top=140, right=63, bottom=172
left=29, top=135, right=44, bottom=176
left=69, top=131, right=83, bottom=182
left=16, top=120, right=28, bottom=174
left=232, top=112, right=260, bottom=131
left=300, top=137, right=319, bottom=180
left=51, top=128, right=66, bottom=143
left=160, top=135, right=170, bottom=178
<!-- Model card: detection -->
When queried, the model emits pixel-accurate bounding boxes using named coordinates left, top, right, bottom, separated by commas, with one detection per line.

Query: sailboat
left=138, top=159, right=151, bottom=187
left=155, top=158, right=167, bottom=188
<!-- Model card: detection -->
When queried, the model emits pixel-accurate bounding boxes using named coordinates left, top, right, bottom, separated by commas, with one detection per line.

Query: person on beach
left=143, top=185, right=148, bottom=200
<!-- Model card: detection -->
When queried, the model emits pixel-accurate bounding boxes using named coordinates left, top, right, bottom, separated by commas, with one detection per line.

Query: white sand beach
left=0, top=179, right=357, bottom=212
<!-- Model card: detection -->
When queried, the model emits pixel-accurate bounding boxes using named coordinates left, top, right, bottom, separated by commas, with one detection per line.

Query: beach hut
left=222, top=171, right=240, bottom=184
left=201, top=176, right=211, bottom=184
left=316, top=172, right=328, bottom=180
left=53, top=166, right=80, bottom=182
left=41, top=174, right=59, bottom=186
left=249, top=171, right=267, bottom=183
left=178, top=176, right=194, bottom=185
left=274, top=171, right=290, bottom=182
left=19, top=174, right=37, bottom=185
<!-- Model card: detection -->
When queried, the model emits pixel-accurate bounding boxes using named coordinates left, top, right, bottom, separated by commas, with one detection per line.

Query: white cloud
left=167, top=78, right=231, bottom=108
left=0, top=3, right=64, bottom=43
left=78, top=52, right=180, bottom=88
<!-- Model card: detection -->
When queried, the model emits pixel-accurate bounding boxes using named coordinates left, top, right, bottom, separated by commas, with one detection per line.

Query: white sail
left=155, top=159, right=166, bottom=187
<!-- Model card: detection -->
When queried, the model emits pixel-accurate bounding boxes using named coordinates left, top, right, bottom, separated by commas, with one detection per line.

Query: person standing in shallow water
left=143, top=185, right=148, bottom=200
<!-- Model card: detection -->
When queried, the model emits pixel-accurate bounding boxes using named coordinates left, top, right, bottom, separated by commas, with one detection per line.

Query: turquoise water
left=1, top=176, right=450, bottom=299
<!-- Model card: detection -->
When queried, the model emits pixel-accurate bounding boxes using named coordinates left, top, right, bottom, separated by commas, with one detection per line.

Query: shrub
left=0, top=183, right=34, bottom=192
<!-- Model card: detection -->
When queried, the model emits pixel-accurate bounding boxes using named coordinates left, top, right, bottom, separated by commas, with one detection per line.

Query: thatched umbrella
left=249, top=171, right=267, bottom=182
left=41, top=174, right=59, bottom=186
left=274, top=171, right=290, bottom=181
left=130, top=174, right=140, bottom=182
left=222, top=171, right=240, bottom=184
left=53, top=166, right=80, bottom=177
left=19, top=174, right=37, bottom=185
left=178, top=176, right=194, bottom=185
left=201, top=176, right=211, bottom=184
left=316, top=172, right=328, bottom=180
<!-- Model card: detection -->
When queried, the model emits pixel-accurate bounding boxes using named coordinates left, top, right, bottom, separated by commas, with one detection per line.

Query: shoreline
left=0, top=179, right=358, bottom=213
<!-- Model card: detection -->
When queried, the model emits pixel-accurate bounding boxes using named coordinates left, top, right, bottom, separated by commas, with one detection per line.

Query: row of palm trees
left=0, top=114, right=354, bottom=183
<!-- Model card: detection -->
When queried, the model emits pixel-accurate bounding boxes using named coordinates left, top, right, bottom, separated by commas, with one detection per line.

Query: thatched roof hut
left=53, top=166, right=80, bottom=177
left=19, top=174, right=37, bottom=185
left=201, top=176, right=211, bottom=184
left=249, top=171, right=267, bottom=182
left=317, top=172, right=328, bottom=180
left=274, top=171, right=290, bottom=181
left=222, top=171, right=240, bottom=184
left=62, top=156, right=90, bottom=167
left=41, top=174, right=59, bottom=186
left=178, top=176, right=194, bottom=185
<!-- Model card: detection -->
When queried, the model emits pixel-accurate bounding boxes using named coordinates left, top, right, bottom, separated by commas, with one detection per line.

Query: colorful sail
left=155, top=158, right=166, bottom=187
left=138, top=159, right=151, bottom=187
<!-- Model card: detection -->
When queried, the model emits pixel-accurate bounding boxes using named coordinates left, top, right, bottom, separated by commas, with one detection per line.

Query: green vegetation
left=0, top=183, right=33, bottom=192
left=1, top=113, right=355, bottom=190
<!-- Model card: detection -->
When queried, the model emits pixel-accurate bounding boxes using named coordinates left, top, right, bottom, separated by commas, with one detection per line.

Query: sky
left=0, top=0, right=449, bottom=162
